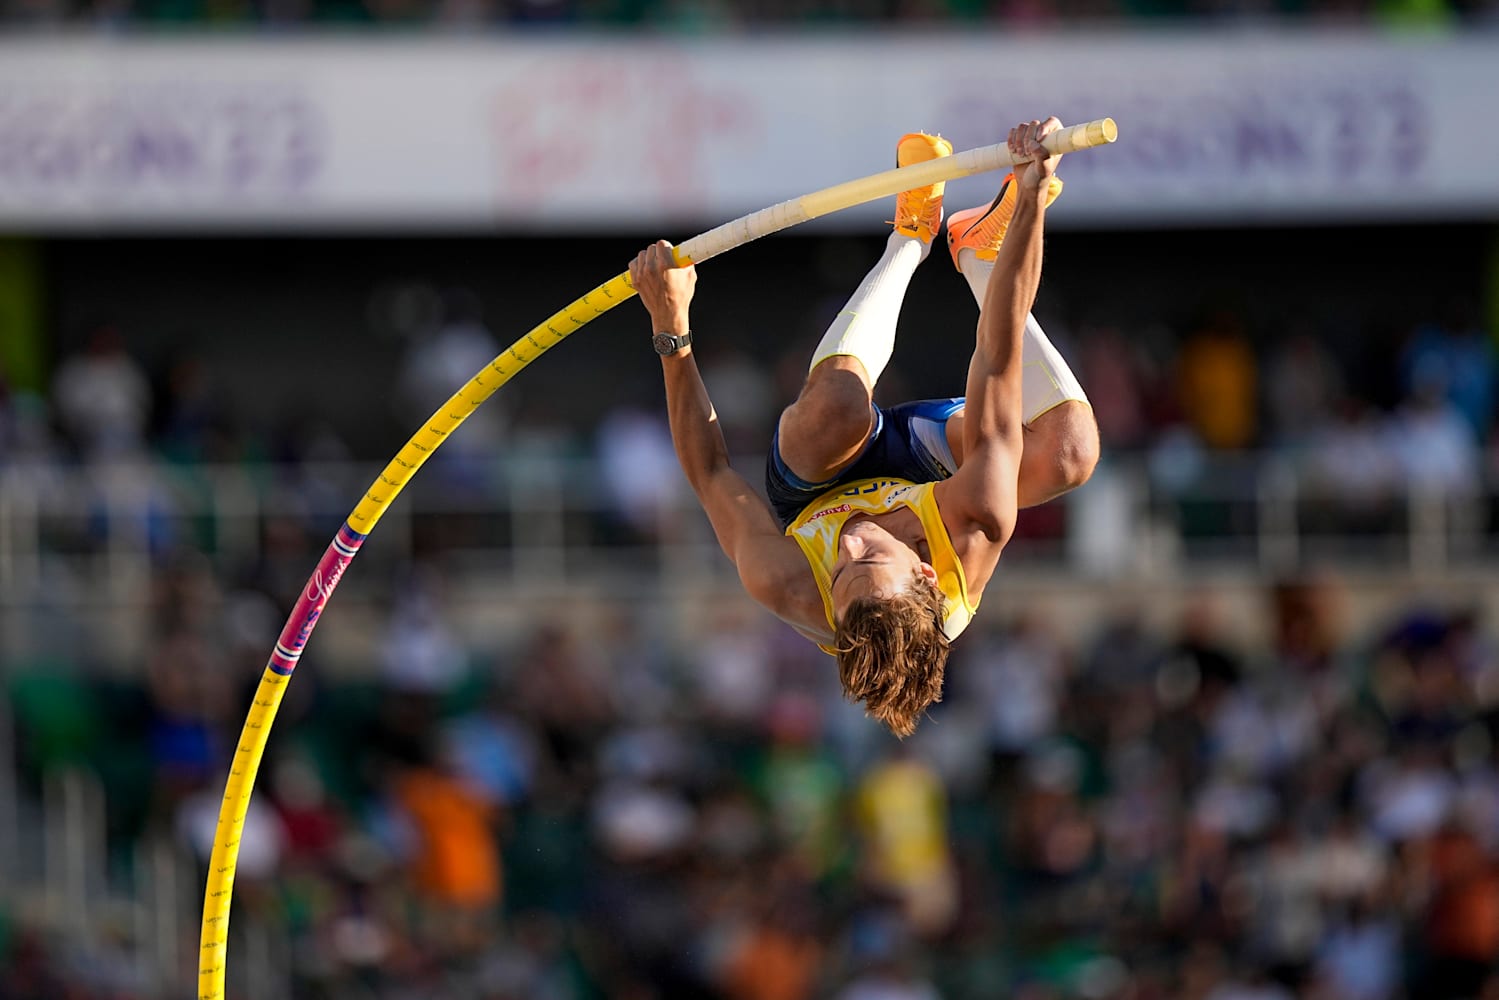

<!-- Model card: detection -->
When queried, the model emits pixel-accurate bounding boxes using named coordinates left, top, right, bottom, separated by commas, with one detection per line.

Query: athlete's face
left=829, top=520, right=939, bottom=619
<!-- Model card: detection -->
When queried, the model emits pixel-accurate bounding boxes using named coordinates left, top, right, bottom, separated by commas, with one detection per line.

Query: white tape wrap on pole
left=679, top=117, right=1117, bottom=264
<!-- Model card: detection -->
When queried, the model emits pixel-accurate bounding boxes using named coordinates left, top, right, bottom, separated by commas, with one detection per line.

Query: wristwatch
left=653, top=330, right=693, bottom=355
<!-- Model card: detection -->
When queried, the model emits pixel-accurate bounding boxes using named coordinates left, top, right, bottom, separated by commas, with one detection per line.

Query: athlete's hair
left=833, top=571, right=950, bottom=737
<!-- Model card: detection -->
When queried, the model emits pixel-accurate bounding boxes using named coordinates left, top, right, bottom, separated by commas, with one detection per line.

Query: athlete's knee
left=1038, top=401, right=1099, bottom=491
left=786, top=360, right=874, bottom=443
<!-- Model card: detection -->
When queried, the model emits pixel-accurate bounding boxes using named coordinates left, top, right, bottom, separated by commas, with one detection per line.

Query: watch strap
left=653, top=330, right=693, bottom=355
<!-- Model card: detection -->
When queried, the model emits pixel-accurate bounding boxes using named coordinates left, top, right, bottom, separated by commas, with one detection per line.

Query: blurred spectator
left=514, top=622, right=617, bottom=785
left=177, top=781, right=288, bottom=880
left=396, top=287, right=507, bottom=494
left=1270, top=576, right=1342, bottom=676
left=1400, top=306, right=1497, bottom=441
left=720, top=883, right=824, bottom=1000
left=1388, top=379, right=1481, bottom=498
left=1243, top=823, right=1324, bottom=985
left=156, top=353, right=228, bottom=464
left=1419, top=822, right=1499, bottom=1000
left=386, top=745, right=503, bottom=947
left=855, top=747, right=957, bottom=936
left=145, top=627, right=234, bottom=784
left=1176, top=310, right=1258, bottom=451
left=757, top=693, right=845, bottom=877
left=443, top=679, right=539, bottom=808
left=596, top=404, right=686, bottom=541
left=1078, top=324, right=1150, bottom=449
left=1265, top=327, right=1342, bottom=448
left=1362, top=744, right=1456, bottom=842
left=1318, top=813, right=1390, bottom=902
left=0, top=387, right=63, bottom=470
left=689, top=603, right=780, bottom=729
left=1304, top=398, right=1402, bottom=530
left=591, top=773, right=696, bottom=863
left=1010, top=741, right=1101, bottom=881
left=51, top=324, right=152, bottom=459
left=379, top=570, right=469, bottom=695
left=961, top=613, right=1068, bottom=755
left=697, top=343, right=777, bottom=455
left=269, top=754, right=343, bottom=862
left=1314, top=900, right=1401, bottom=1000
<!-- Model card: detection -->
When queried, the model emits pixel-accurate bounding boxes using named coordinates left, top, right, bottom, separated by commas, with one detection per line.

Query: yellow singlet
left=785, top=477, right=978, bottom=654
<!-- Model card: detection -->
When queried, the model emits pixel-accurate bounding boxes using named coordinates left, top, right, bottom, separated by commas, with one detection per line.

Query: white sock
left=808, top=231, right=930, bottom=387
left=957, top=248, right=1089, bottom=424
left=957, top=247, right=994, bottom=307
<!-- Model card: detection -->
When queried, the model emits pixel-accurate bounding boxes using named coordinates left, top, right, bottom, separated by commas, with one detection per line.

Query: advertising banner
left=1, top=34, right=1495, bottom=230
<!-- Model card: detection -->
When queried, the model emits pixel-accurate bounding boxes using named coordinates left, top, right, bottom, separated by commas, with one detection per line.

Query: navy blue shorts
left=766, top=397, right=966, bottom=527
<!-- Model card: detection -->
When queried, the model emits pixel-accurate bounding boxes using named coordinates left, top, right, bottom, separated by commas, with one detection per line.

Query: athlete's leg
left=946, top=248, right=1099, bottom=506
left=777, top=134, right=950, bottom=485
left=944, top=400, right=1098, bottom=508
left=1016, top=401, right=1100, bottom=506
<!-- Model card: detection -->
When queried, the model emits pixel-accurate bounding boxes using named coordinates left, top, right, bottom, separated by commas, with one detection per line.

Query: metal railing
left=0, top=755, right=292, bottom=999
left=0, top=450, right=1494, bottom=604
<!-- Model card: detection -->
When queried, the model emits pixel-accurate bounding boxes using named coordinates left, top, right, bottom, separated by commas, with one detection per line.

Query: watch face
left=653, top=332, right=682, bottom=354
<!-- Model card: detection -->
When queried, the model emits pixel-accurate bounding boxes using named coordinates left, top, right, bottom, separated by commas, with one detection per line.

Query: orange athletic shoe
left=891, top=132, right=953, bottom=244
left=945, top=173, right=1065, bottom=269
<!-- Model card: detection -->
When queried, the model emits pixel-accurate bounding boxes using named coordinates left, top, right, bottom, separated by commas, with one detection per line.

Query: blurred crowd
left=3, top=289, right=1497, bottom=560
left=3, top=267, right=1499, bottom=998
left=1083, top=302, right=1498, bottom=531
left=8, top=562, right=1499, bottom=999
left=1, top=0, right=1495, bottom=31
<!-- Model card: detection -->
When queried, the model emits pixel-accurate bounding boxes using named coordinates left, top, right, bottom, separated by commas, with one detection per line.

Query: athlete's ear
left=919, top=562, right=938, bottom=586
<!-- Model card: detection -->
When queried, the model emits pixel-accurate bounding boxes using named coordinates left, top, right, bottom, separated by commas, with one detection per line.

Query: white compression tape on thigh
left=957, top=248, right=1088, bottom=424
left=809, top=232, right=928, bottom=385
left=1021, top=314, right=1089, bottom=424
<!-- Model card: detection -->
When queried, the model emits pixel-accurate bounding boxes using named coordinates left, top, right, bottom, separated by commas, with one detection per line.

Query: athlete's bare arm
left=628, top=242, right=815, bottom=621
left=934, top=118, right=1062, bottom=593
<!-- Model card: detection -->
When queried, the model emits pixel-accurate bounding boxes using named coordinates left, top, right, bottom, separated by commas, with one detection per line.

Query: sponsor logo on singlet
left=808, top=503, right=852, bottom=521
left=840, top=479, right=902, bottom=497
